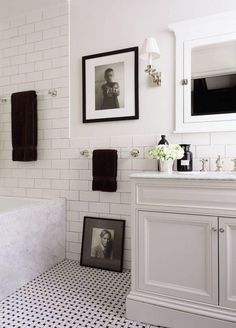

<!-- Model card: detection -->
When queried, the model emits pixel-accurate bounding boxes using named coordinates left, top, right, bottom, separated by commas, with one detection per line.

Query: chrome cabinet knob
left=219, top=228, right=225, bottom=233
left=211, top=227, right=218, bottom=232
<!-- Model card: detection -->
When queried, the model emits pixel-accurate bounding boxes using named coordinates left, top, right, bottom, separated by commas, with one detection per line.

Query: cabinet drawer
left=136, top=183, right=236, bottom=209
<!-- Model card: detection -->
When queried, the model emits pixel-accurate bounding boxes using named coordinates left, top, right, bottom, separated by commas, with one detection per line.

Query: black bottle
left=157, top=135, right=169, bottom=171
left=177, top=144, right=193, bottom=172
left=158, top=135, right=169, bottom=145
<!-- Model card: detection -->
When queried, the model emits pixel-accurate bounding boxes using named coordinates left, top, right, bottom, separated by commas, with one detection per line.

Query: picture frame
left=80, top=216, right=125, bottom=272
left=82, top=47, right=139, bottom=123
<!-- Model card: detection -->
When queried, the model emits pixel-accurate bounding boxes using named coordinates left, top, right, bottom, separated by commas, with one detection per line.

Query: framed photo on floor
left=80, top=216, right=125, bottom=272
left=82, top=47, right=139, bottom=123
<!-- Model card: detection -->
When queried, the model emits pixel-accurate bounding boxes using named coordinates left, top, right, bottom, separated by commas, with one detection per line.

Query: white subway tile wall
left=0, top=4, right=236, bottom=269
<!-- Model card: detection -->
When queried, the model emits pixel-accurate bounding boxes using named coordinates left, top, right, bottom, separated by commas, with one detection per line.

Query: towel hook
left=80, top=149, right=90, bottom=157
left=0, top=97, right=7, bottom=104
left=130, top=149, right=140, bottom=158
left=48, top=89, right=57, bottom=97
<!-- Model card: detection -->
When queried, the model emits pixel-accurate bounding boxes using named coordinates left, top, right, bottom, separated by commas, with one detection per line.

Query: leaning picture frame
left=82, top=47, right=139, bottom=123
left=80, top=216, right=125, bottom=272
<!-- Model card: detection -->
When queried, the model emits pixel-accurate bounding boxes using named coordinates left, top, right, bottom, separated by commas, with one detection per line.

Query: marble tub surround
left=0, top=197, right=65, bottom=301
left=0, top=197, right=52, bottom=213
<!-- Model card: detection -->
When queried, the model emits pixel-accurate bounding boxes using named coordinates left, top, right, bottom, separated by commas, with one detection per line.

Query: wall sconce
left=140, top=37, right=161, bottom=86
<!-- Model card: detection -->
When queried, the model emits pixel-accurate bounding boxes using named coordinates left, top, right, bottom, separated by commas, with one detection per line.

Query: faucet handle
left=231, top=158, right=236, bottom=172
left=200, top=158, right=208, bottom=172
left=216, top=155, right=224, bottom=172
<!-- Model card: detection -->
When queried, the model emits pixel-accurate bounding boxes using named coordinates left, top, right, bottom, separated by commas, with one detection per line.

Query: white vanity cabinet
left=220, top=217, right=236, bottom=310
left=126, top=172, right=236, bottom=328
left=138, top=211, right=218, bottom=305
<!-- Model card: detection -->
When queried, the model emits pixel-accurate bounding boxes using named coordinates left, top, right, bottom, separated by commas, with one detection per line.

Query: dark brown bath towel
left=11, top=91, right=37, bottom=161
left=92, top=149, right=118, bottom=192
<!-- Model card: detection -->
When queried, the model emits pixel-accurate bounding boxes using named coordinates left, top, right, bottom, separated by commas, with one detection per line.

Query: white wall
left=68, top=0, right=236, bottom=267
left=0, top=0, right=66, bottom=19
left=70, top=0, right=236, bottom=138
left=0, top=4, right=74, bottom=259
left=1, top=0, right=236, bottom=270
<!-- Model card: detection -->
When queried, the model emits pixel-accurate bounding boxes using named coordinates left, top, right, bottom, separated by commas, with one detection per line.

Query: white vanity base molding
left=126, top=172, right=236, bottom=328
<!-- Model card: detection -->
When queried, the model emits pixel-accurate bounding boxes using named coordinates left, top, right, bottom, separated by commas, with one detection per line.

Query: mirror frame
left=169, top=12, right=236, bottom=133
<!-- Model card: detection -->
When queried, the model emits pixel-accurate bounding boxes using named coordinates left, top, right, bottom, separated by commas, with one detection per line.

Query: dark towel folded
left=92, top=149, right=118, bottom=192
left=11, top=91, right=37, bottom=161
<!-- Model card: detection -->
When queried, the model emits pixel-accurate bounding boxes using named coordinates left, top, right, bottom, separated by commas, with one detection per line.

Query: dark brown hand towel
left=92, top=149, right=118, bottom=192
left=11, top=91, right=37, bottom=161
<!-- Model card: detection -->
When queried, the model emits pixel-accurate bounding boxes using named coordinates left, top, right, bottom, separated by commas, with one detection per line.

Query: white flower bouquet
left=148, top=144, right=184, bottom=161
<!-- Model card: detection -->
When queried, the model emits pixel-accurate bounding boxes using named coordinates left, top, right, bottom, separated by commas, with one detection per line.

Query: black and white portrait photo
left=80, top=217, right=125, bottom=272
left=95, top=62, right=124, bottom=111
left=82, top=47, right=139, bottom=123
left=91, top=228, right=114, bottom=259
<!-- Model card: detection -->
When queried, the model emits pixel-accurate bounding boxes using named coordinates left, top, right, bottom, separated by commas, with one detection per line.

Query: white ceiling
left=0, top=0, right=67, bottom=19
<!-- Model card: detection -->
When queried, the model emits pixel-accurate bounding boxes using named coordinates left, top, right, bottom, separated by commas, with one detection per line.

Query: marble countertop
left=130, top=171, right=236, bottom=181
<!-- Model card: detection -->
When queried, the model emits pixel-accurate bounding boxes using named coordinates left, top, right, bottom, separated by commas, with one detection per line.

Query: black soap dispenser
left=157, top=135, right=169, bottom=171
left=177, top=144, right=193, bottom=172
left=158, top=135, right=169, bottom=145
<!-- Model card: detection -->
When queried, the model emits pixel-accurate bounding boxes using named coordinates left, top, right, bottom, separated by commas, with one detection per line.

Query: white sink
left=130, top=171, right=236, bottom=181
left=177, top=171, right=205, bottom=174
left=177, top=171, right=236, bottom=178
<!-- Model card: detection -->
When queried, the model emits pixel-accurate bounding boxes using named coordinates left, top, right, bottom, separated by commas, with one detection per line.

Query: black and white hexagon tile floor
left=0, top=260, right=161, bottom=328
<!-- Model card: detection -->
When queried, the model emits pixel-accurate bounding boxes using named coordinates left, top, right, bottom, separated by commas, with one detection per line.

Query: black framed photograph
left=80, top=216, right=125, bottom=272
left=82, top=47, right=139, bottom=123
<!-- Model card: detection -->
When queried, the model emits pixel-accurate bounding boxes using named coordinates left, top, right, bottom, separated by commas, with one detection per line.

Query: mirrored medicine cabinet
left=169, top=12, right=236, bottom=133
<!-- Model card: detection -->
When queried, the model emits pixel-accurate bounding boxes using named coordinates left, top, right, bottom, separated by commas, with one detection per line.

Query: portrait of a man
left=91, top=228, right=114, bottom=260
left=101, top=68, right=120, bottom=109
left=80, top=216, right=125, bottom=272
left=95, top=62, right=124, bottom=111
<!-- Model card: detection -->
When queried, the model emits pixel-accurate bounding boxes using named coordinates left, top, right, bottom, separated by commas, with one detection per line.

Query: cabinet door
left=138, top=211, right=218, bottom=304
left=219, top=217, right=236, bottom=309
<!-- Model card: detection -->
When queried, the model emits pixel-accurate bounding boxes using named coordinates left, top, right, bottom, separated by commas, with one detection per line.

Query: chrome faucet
left=215, top=155, right=224, bottom=172
left=200, top=158, right=208, bottom=172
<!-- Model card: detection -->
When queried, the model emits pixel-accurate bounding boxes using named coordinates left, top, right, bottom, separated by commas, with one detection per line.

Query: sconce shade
left=140, top=37, right=160, bottom=61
